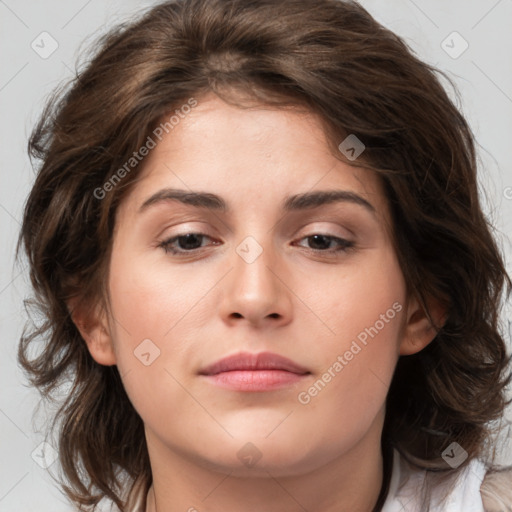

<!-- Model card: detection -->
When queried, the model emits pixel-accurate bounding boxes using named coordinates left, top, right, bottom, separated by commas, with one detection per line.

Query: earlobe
left=399, top=294, right=447, bottom=356
left=67, top=297, right=117, bottom=366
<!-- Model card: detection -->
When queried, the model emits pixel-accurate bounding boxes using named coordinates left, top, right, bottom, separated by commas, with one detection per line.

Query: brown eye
left=158, top=233, right=217, bottom=255
left=295, top=234, right=354, bottom=253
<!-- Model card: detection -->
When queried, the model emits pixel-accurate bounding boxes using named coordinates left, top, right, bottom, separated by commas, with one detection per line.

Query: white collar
left=381, top=448, right=488, bottom=512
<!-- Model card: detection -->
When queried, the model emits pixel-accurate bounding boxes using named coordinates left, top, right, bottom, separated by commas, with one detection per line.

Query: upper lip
left=199, top=351, right=310, bottom=376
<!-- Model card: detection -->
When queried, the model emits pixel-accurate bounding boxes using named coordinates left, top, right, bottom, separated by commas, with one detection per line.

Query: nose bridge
left=233, top=233, right=278, bottom=297
left=220, top=232, right=292, bottom=325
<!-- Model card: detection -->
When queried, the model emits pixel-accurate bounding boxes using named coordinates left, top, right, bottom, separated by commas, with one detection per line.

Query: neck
left=145, top=410, right=388, bottom=512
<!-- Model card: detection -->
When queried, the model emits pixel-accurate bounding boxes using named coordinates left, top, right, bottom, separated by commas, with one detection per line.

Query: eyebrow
left=138, top=188, right=376, bottom=215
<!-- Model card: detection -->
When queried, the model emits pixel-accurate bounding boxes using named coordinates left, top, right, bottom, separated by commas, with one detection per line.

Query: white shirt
left=381, top=448, right=488, bottom=512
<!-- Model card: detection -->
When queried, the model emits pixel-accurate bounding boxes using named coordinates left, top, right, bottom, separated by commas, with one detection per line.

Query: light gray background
left=1, top=1, right=511, bottom=510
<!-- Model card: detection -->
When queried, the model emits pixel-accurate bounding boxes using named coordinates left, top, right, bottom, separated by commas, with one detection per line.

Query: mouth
left=198, top=351, right=311, bottom=392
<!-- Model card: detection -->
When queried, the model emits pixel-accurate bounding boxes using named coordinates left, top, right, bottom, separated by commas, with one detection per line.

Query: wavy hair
left=16, top=0, right=511, bottom=510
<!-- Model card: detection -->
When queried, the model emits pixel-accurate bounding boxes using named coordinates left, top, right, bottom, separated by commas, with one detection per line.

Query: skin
left=72, top=92, right=442, bottom=512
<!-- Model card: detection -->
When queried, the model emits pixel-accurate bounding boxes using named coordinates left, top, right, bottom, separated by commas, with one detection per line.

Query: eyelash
left=157, top=232, right=355, bottom=256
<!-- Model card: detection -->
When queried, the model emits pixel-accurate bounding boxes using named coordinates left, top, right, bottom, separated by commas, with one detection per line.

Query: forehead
left=118, top=93, right=389, bottom=221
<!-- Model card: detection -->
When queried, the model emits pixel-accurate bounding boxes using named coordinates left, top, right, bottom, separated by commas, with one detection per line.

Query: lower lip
left=202, top=370, right=309, bottom=391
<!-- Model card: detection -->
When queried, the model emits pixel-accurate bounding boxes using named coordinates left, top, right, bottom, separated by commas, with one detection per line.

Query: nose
left=218, top=237, right=293, bottom=329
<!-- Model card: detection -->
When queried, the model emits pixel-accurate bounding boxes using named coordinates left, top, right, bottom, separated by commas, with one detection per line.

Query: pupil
left=179, top=234, right=202, bottom=250
left=309, top=234, right=330, bottom=250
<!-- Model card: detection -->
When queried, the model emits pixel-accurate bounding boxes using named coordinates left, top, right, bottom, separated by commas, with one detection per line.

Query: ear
left=67, top=296, right=117, bottom=366
left=399, top=294, right=447, bottom=356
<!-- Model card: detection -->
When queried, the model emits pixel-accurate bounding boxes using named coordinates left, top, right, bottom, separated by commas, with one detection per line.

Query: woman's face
left=96, top=92, right=416, bottom=477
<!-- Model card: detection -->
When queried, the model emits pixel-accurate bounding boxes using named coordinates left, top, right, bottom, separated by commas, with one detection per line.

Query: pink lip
left=198, top=351, right=310, bottom=392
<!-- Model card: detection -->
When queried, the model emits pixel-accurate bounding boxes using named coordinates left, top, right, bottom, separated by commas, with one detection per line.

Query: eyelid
left=294, top=221, right=355, bottom=240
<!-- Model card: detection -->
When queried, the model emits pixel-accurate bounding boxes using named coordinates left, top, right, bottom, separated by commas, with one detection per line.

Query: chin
left=192, top=434, right=328, bottom=478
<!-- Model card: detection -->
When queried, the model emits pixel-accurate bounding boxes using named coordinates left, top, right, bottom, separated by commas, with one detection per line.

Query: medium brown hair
left=16, top=0, right=511, bottom=510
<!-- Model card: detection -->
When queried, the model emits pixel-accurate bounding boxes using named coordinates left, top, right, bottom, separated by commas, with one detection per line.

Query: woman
left=17, top=0, right=512, bottom=510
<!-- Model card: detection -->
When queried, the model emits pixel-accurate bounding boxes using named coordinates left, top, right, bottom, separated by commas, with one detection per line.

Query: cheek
left=307, top=245, right=406, bottom=352
left=107, top=247, right=211, bottom=345
left=296, top=246, right=406, bottom=411
left=105, top=250, right=219, bottom=414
